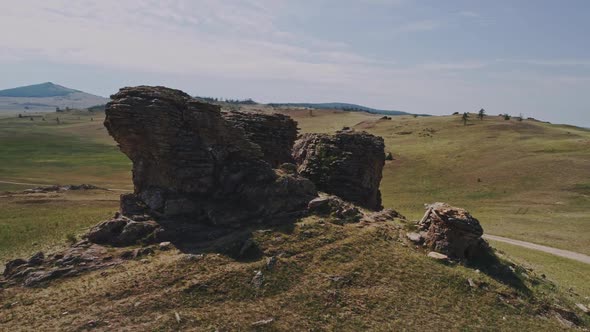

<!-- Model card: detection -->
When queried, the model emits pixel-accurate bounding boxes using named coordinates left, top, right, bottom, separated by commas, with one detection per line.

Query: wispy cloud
left=457, top=10, right=481, bottom=18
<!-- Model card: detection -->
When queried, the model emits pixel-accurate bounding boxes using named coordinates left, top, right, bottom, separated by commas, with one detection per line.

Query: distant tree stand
left=462, top=112, right=470, bottom=126
left=478, top=108, right=486, bottom=120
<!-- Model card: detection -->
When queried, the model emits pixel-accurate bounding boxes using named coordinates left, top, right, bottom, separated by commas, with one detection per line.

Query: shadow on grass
left=466, top=245, right=531, bottom=296
left=157, top=214, right=298, bottom=263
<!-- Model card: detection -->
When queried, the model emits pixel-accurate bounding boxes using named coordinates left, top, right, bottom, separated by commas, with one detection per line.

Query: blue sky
left=0, top=0, right=589, bottom=126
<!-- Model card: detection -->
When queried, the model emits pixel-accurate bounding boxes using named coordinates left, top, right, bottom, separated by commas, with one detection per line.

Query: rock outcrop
left=292, top=130, right=385, bottom=210
left=101, top=86, right=316, bottom=231
left=416, top=202, right=486, bottom=259
left=222, top=111, right=298, bottom=167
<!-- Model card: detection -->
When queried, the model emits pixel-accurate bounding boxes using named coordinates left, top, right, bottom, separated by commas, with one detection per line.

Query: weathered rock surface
left=1, top=242, right=130, bottom=287
left=222, top=110, right=298, bottom=167
left=102, top=86, right=317, bottom=230
left=85, top=216, right=161, bottom=246
left=417, top=202, right=486, bottom=259
left=292, top=130, right=385, bottom=210
left=307, top=195, right=362, bottom=224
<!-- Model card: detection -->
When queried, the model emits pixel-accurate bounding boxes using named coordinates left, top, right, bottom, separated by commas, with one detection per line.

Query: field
left=0, top=107, right=589, bottom=329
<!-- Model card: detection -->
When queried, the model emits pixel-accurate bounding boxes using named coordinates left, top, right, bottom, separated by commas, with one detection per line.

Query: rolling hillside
left=0, top=106, right=588, bottom=330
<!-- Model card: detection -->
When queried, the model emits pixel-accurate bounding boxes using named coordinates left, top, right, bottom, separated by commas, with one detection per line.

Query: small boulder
left=427, top=251, right=449, bottom=261
left=418, top=203, right=486, bottom=260
left=159, top=242, right=172, bottom=251
left=406, top=232, right=423, bottom=244
left=85, top=216, right=161, bottom=246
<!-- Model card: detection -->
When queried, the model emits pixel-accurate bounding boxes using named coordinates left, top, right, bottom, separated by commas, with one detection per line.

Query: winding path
left=483, top=234, right=590, bottom=265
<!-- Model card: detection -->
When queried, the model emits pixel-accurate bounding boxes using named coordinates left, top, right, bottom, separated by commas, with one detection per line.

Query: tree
left=462, top=112, right=470, bottom=126
left=504, top=114, right=511, bottom=120
left=478, top=108, right=486, bottom=120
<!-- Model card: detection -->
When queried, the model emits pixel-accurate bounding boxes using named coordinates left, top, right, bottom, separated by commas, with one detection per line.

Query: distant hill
left=0, top=82, right=81, bottom=98
left=0, top=82, right=109, bottom=112
left=268, top=102, right=428, bottom=116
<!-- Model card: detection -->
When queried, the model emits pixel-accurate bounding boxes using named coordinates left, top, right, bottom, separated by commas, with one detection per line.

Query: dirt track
left=484, top=234, right=590, bottom=265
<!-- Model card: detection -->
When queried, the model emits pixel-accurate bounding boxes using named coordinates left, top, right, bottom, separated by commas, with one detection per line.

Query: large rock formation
left=417, top=203, right=486, bottom=259
left=103, top=86, right=317, bottom=229
left=292, top=130, right=385, bottom=210
left=222, top=111, right=297, bottom=167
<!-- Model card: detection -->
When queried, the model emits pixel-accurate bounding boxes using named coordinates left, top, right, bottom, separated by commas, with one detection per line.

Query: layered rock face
left=292, top=130, right=385, bottom=210
left=222, top=111, right=297, bottom=167
left=104, top=86, right=317, bottom=227
left=417, top=202, right=485, bottom=259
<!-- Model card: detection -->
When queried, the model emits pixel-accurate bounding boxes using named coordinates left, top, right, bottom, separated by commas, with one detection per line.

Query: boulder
left=85, top=216, right=161, bottom=246
left=292, top=131, right=385, bottom=210
left=101, top=86, right=317, bottom=228
left=418, top=203, right=486, bottom=260
left=222, top=110, right=298, bottom=168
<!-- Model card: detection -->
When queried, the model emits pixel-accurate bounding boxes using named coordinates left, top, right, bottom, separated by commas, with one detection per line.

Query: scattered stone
left=85, top=216, right=161, bottom=246
left=467, top=278, right=476, bottom=288
left=251, top=318, right=274, bottom=327
left=266, top=256, right=277, bottom=270
left=427, top=252, right=449, bottom=261
left=293, top=131, right=385, bottom=210
left=181, top=254, right=204, bottom=262
left=159, top=242, right=172, bottom=251
left=406, top=232, right=423, bottom=244
left=418, top=203, right=487, bottom=260
left=307, top=195, right=362, bottom=223
left=575, top=303, right=589, bottom=314
left=251, top=271, right=264, bottom=289
left=174, top=311, right=181, bottom=323
left=135, top=247, right=155, bottom=258
left=23, top=184, right=102, bottom=194
left=363, top=208, right=406, bottom=222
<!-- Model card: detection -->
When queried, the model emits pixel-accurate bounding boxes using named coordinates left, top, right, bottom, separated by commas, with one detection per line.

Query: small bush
left=66, top=233, right=77, bottom=245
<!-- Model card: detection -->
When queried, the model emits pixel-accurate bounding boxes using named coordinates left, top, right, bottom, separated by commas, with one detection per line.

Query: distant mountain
left=0, top=82, right=81, bottom=98
left=0, top=82, right=109, bottom=112
left=268, top=102, right=428, bottom=116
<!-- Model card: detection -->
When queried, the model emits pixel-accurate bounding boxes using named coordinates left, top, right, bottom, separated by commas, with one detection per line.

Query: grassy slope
left=0, top=190, right=119, bottom=263
left=0, top=217, right=579, bottom=331
left=294, top=111, right=590, bottom=255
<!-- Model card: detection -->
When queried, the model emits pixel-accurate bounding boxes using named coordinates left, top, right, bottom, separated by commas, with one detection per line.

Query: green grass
left=0, top=190, right=119, bottom=262
left=489, top=240, right=590, bottom=299
left=0, top=111, right=132, bottom=191
left=290, top=111, right=590, bottom=255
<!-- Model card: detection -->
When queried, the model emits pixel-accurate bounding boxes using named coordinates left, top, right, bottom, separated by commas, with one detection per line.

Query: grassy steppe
left=0, top=108, right=588, bottom=330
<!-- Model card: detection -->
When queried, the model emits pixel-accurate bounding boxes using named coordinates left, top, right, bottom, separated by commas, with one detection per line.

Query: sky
left=0, top=0, right=589, bottom=126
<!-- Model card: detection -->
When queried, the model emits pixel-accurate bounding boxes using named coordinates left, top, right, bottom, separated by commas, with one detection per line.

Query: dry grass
left=0, top=218, right=580, bottom=331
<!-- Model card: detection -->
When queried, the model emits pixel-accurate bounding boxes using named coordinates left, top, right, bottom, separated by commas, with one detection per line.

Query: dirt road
left=484, top=234, right=590, bottom=265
